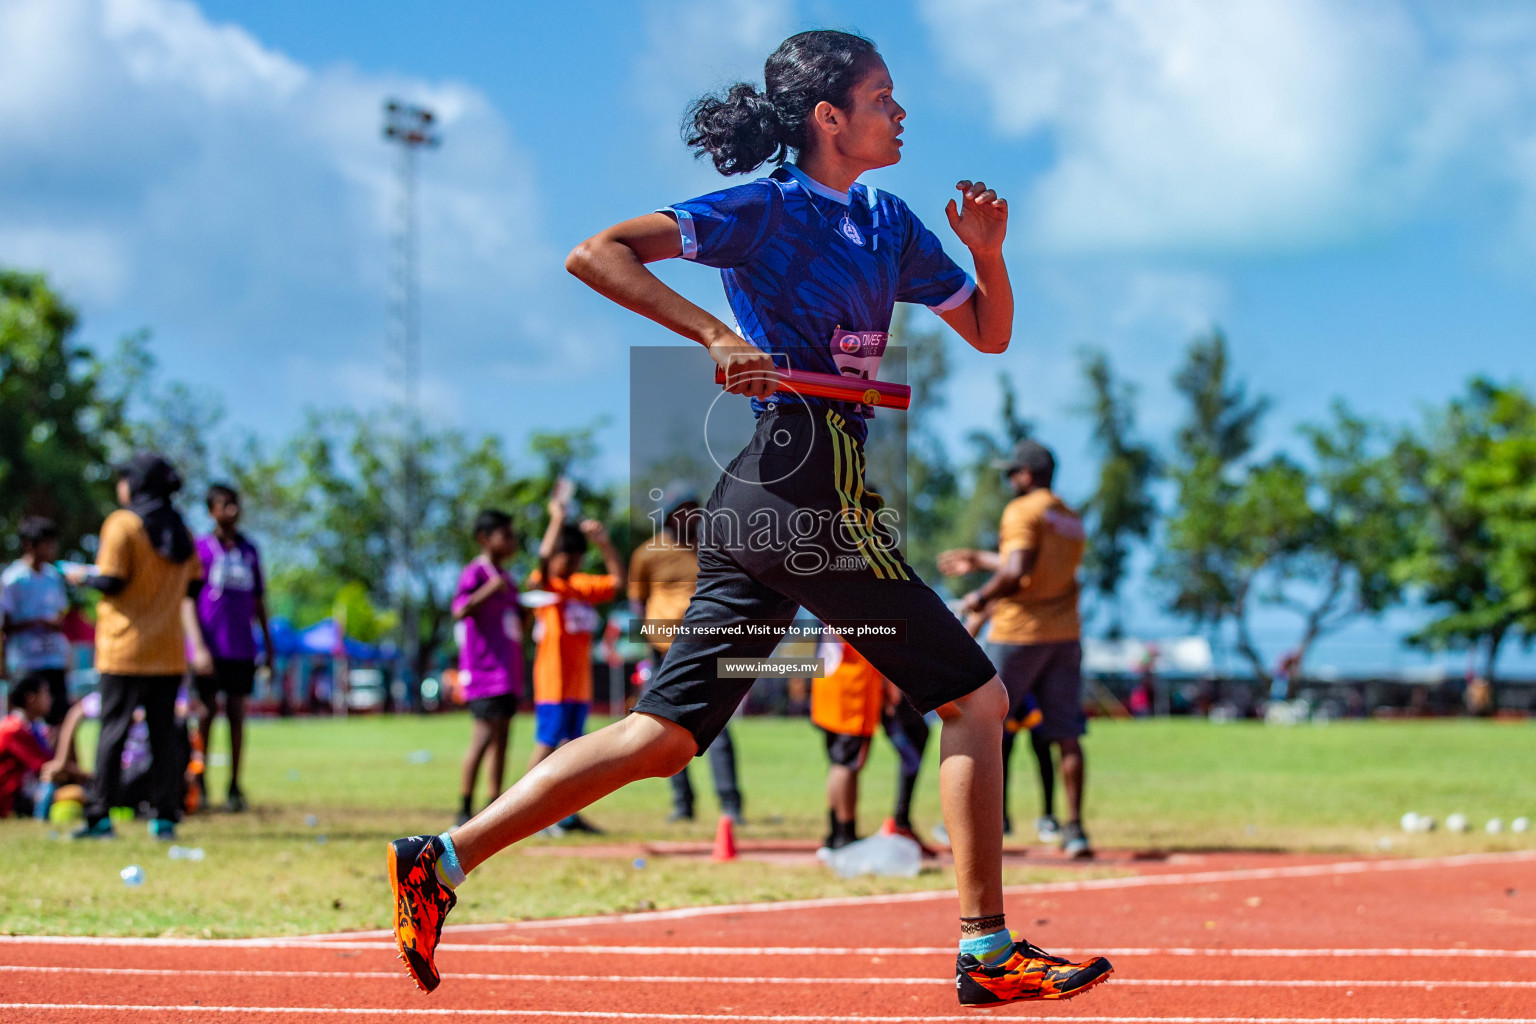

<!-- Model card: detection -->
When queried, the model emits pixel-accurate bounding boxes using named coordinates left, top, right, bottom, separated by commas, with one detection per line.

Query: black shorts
left=24, top=669, right=70, bottom=727
left=822, top=728, right=872, bottom=770
left=467, top=693, right=518, bottom=722
left=634, top=404, right=996, bottom=754
left=990, top=640, right=1085, bottom=741
left=195, top=658, right=256, bottom=706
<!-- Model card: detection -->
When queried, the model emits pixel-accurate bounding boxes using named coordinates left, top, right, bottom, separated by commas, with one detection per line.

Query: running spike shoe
left=956, top=937, right=1113, bottom=1006
left=388, top=834, right=458, bottom=993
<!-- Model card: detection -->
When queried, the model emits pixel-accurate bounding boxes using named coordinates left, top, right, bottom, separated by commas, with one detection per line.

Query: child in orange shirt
left=523, top=497, right=624, bottom=835
left=812, top=629, right=887, bottom=852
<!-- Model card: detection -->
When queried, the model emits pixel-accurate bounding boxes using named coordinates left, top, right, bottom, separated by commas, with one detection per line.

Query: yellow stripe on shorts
left=825, top=411, right=906, bottom=580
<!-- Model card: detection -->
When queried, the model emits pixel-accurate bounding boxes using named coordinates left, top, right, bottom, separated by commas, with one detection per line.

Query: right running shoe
left=388, top=834, right=458, bottom=993
left=956, top=937, right=1113, bottom=1005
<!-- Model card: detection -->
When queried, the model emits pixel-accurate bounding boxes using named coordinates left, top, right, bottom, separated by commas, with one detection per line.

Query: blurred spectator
left=451, top=509, right=524, bottom=827
left=65, top=454, right=209, bottom=842
left=192, top=483, right=274, bottom=813
left=0, top=674, right=89, bottom=818
left=1270, top=650, right=1302, bottom=704
left=1465, top=675, right=1494, bottom=717
left=941, top=439, right=1092, bottom=857
left=630, top=488, right=744, bottom=825
left=524, top=495, right=624, bottom=835
left=1, top=517, right=72, bottom=742
left=812, top=631, right=884, bottom=852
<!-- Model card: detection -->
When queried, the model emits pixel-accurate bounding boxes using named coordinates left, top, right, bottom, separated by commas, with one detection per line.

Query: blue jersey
left=664, top=164, right=973, bottom=442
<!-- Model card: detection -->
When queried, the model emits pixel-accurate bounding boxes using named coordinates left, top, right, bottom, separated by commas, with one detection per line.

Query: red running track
left=2, top=849, right=1534, bottom=1023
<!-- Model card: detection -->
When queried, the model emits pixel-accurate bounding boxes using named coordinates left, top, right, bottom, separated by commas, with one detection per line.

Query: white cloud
left=0, top=0, right=556, bottom=429
left=919, top=0, right=1536, bottom=254
left=634, top=0, right=796, bottom=188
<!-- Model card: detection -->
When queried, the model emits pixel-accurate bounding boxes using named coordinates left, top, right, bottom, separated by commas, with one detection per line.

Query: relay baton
left=713, top=365, right=911, bottom=411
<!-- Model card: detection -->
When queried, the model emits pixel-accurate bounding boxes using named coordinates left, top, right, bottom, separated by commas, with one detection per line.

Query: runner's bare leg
left=451, top=712, right=696, bottom=872
left=937, top=678, right=1009, bottom=918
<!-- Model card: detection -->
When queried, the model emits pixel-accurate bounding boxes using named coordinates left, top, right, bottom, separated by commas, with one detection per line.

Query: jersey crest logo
left=838, top=214, right=865, bottom=246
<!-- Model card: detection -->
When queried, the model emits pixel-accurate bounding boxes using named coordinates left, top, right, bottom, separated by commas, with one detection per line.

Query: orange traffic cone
left=712, top=814, right=738, bottom=862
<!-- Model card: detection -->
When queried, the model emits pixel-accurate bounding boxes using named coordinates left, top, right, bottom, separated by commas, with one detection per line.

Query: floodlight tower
left=382, top=99, right=439, bottom=708
left=382, top=99, right=439, bottom=416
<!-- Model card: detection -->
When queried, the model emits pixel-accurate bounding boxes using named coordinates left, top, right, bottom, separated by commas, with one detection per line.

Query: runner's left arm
left=937, top=180, right=1012, bottom=355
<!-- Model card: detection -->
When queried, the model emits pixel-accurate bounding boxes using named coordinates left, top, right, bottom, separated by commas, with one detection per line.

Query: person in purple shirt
left=193, top=483, right=273, bottom=813
left=451, top=510, right=525, bottom=826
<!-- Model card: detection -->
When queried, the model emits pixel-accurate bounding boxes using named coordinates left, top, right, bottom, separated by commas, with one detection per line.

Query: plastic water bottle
left=120, top=865, right=145, bottom=886
left=405, top=749, right=433, bottom=764
left=824, top=833, right=922, bottom=879
left=304, top=814, right=319, bottom=827
left=168, top=845, right=185, bottom=860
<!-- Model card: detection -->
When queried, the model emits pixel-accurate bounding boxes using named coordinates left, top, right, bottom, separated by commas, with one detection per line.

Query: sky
left=3, top=0, right=1535, bottom=675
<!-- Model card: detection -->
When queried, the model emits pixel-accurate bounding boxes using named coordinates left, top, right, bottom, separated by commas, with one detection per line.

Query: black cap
left=993, top=439, right=1055, bottom=478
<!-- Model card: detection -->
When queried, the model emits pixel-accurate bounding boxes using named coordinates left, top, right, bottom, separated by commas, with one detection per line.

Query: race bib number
left=828, top=328, right=888, bottom=415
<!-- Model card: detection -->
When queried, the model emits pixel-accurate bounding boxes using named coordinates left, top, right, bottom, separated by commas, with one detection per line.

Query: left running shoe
left=388, top=834, right=458, bottom=993
left=957, top=937, right=1113, bottom=1006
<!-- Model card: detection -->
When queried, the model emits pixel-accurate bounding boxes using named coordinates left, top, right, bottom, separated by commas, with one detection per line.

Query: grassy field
left=1, top=713, right=1532, bottom=937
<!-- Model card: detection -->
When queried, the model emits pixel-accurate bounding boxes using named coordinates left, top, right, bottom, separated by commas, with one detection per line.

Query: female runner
left=387, top=29, right=1113, bottom=1008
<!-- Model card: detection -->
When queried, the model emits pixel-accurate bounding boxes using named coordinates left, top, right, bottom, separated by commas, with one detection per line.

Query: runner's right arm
left=565, top=213, right=777, bottom=400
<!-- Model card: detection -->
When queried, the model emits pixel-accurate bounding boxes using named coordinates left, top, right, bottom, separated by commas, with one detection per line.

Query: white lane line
left=299, top=849, right=1536, bottom=939
left=4, top=936, right=1536, bottom=958
left=7, top=1007, right=1536, bottom=1023
left=3, top=966, right=1534, bottom=989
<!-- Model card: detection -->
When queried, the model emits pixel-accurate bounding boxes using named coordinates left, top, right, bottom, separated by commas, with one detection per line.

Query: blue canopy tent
left=297, top=619, right=392, bottom=661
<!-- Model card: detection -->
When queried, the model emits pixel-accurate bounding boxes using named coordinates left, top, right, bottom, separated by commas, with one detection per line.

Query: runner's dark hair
left=684, top=30, right=880, bottom=175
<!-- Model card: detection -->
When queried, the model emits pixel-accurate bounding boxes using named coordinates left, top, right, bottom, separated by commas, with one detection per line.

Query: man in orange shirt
left=524, top=497, right=624, bottom=835
left=941, top=440, right=1092, bottom=858
left=812, top=629, right=887, bottom=852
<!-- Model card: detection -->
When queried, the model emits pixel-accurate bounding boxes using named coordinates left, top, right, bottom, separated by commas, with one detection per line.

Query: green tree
left=100, top=332, right=228, bottom=511
left=1077, top=348, right=1158, bottom=637
left=1158, top=334, right=1404, bottom=680
left=0, top=271, right=121, bottom=557
left=1396, top=380, right=1536, bottom=680
left=235, top=409, right=611, bottom=694
left=932, top=372, right=1033, bottom=599
left=1156, top=330, right=1270, bottom=630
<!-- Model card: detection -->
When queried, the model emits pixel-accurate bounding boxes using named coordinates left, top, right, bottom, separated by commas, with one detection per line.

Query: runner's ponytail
left=684, top=30, right=879, bottom=176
